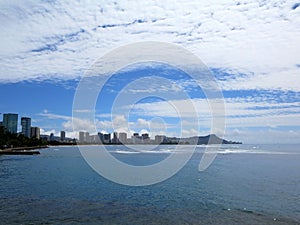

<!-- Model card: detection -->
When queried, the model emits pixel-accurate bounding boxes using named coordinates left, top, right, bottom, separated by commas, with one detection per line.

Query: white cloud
left=2, top=1, right=299, bottom=143
left=40, top=127, right=78, bottom=139
left=40, top=128, right=59, bottom=137
left=218, top=68, right=300, bottom=92
left=224, top=128, right=300, bottom=144
left=0, top=0, right=299, bottom=93
left=182, top=128, right=201, bottom=137
left=37, top=97, right=300, bottom=142
left=38, top=112, right=71, bottom=120
left=38, top=111, right=191, bottom=138
left=129, top=97, right=300, bottom=129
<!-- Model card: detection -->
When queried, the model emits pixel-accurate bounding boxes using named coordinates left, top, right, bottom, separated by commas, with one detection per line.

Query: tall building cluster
left=2, top=113, right=18, bottom=134
left=0, top=113, right=171, bottom=145
left=0, top=113, right=73, bottom=144
left=21, top=117, right=31, bottom=137
left=77, top=131, right=167, bottom=145
left=0, top=113, right=40, bottom=139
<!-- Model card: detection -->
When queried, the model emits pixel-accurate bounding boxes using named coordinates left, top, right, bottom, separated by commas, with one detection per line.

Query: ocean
left=0, top=144, right=299, bottom=224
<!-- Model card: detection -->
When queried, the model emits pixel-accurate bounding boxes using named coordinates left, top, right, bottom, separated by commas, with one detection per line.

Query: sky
left=0, top=0, right=299, bottom=144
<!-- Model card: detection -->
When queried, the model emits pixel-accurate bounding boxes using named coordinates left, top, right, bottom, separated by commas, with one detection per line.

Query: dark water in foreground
left=0, top=144, right=299, bottom=224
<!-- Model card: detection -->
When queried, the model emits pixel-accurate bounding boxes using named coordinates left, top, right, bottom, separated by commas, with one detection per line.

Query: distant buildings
left=103, top=133, right=111, bottom=144
left=0, top=112, right=182, bottom=145
left=98, top=132, right=104, bottom=143
left=131, top=132, right=150, bottom=144
left=132, top=133, right=139, bottom=144
left=60, top=131, right=66, bottom=142
left=31, top=127, right=40, bottom=139
left=76, top=131, right=176, bottom=145
left=112, top=132, right=118, bottom=144
left=78, top=131, right=106, bottom=144
left=74, top=131, right=240, bottom=145
left=79, top=131, right=90, bottom=143
left=165, top=137, right=180, bottom=144
left=155, top=135, right=166, bottom=144
left=89, top=134, right=99, bottom=144
left=40, top=132, right=75, bottom=143
left=1, top=112, right=76, bottom=144
left=0, top=112, right=189, bottom=145
left=0, top=111, right=240, bottom=145
left=21, top=117, right=31, bottom=137
left=86, top=132, right=90, bottom=143
left=3, top=113, right=18, bottom=134
left=50, top=133, right=54, bottom=141
left=79, top=131, right=85, bottom=143
left=118, top=132, right=127, bottom=144
left=1, top=113, right=42, bottom=140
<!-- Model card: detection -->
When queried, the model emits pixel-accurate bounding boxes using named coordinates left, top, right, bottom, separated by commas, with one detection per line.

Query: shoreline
left=0, top=145, right=48, bottom=155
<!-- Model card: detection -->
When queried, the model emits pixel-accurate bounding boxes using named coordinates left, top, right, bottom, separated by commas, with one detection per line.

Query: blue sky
left=0, top=0, right=299, bottom=144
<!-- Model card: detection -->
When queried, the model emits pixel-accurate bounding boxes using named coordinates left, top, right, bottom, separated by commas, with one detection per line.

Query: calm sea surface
left=0, top=144, right=299, bottom=224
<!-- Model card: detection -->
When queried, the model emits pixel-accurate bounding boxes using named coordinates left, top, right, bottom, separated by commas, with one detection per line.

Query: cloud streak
left=1, top=1, right=299, bottom=143
left=0, top=0, right=299, bottom=92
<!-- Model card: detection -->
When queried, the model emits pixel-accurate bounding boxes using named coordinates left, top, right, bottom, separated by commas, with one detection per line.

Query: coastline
left=0, top=145, right=48, bottom=155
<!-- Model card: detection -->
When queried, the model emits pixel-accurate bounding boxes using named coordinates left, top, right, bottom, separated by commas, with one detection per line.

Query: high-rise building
left=103, top=133, right=111, bottom=144
left=21, top=117, right=31, bottom=137
left=142, top=133, right=149, bottom=139
left=31, top=127, right=40, bottom=139
left=119, top=132, right=127, bottom=144
left=3, top=113, right=18, bottom=134
left=112, top=132, right=118, bottom=144
left=98, top=132, right=104, bottom=143
left=0, top=121, right=4, bottom=134
left=155, top=135, right=166, bottom=144
left=60, top=131, right=66, bottom=142
left=132, top=133, right=142, bottom=144
left=79, top=131, right=85, bottom=143
left=90, top=134, right=100, bottom=144
left=85, top=132, right=90, bottom=143
left=79, top=131, right=90, bottom=143
left=142, top=133, right=150, bottom=144
left=50, top=133, right=54, bottom=141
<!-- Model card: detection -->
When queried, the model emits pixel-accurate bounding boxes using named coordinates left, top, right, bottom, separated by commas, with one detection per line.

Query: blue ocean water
left=0, top=144, right=299, bottom=224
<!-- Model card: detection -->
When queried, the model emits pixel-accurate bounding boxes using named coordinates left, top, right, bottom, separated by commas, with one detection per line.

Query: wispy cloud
left=0, top=0, right=299, bottom=93
left=1, top=1, right=299, bottom=143
left=129, top=97, right=300, bottom=128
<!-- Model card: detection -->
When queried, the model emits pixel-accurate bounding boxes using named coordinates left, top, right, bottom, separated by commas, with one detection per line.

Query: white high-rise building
left=155, top=135, right=166, bottom=144
left=79, top=131, right=90, bottom=143
left=79, top=131, right=85, bottom=143
left=119, top=132, right=127, bottom=144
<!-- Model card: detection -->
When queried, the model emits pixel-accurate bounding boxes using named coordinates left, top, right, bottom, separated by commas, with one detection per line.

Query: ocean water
left=0, top=144, right=299, bottom=224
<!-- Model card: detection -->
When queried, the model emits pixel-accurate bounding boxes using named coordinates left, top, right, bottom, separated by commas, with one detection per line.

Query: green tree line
left=0, top=126, right=47, bottom=149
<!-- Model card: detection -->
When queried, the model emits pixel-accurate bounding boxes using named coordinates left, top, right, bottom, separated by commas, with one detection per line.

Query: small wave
left=217, top=149, right=300, bottom=155
left=139, top=150, right=171, bottom=154
left=114, top=150, right=140, bottom=154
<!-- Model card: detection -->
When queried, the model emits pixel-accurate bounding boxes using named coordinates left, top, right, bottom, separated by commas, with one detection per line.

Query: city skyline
left=1, top=2, right=299, bottom=224
left=1, top=112, right=240, bottom=146
left=1, top=113, right=41, bottom=140
left=0, top=111, right=207, bottom=141
left=0, top=1, right=299, bottom=144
